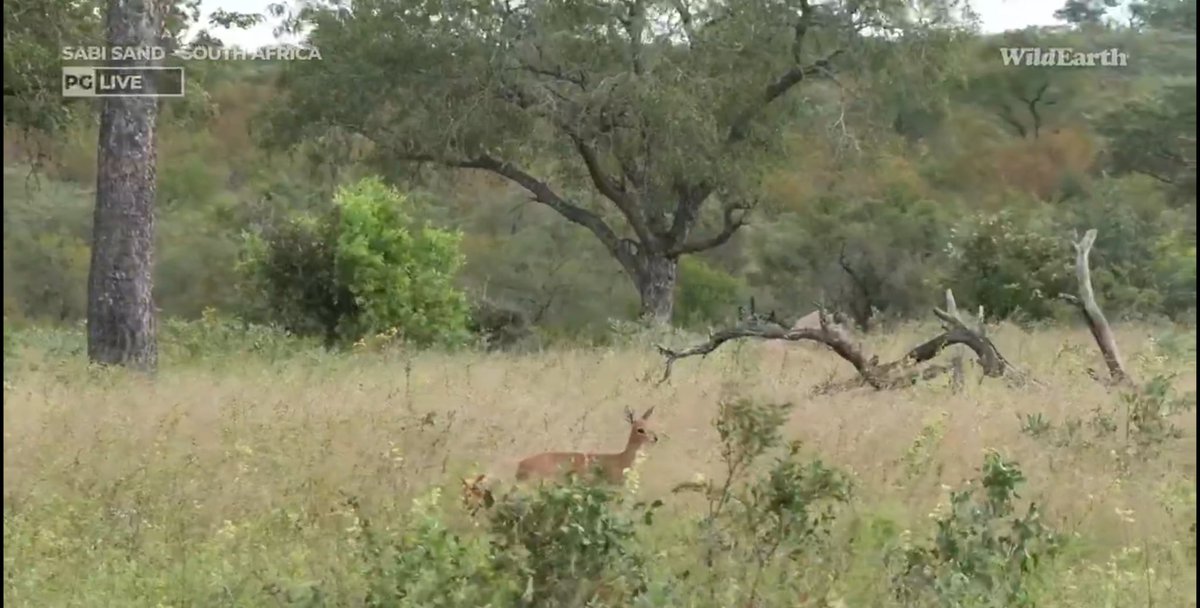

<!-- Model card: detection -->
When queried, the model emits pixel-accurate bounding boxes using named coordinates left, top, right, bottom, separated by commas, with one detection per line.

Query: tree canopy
left=263, top=0, right=975, bottom=321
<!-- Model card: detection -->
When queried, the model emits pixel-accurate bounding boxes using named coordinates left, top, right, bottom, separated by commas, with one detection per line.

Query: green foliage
left=1097, top=80, right=1197, bottom=204
left=348, top=491, right=518, bottom=608
left=261, top=0, right=977, bottom=320
left=960, top=30, right=1091, bottom=140
left=1120, top=373, right=1197, bottom=454
left=158, top=308, right=320, bottom=364
left=750, top=192, right=954, bottom=325
left=947, top=208, right=1072, bottom=322
left=3, top=317, right=17, bottom=381
left=2, top=170, right=93, bottom=322
left=674, top=257, right=746, bottom=329
left=3, top=0, right=102, bottom=134
left=240, top=177, right=469, bottom=347
left=675, top=397, right=854, bottom=604
left=2, top=0, right=1196, bottom=339
left=333, top=178, right=470, bottom=346
left=239, top=212, right=353, bottom=346
left=1055, top=0, right=1121, bottom=26
left=890, top=452, right=1062, bottom=607
left=1149, top=233, right=1197, bottom=318
left=488, top=480, right=660, bottom=607
left=1060, top=176, right=1197, bottom=318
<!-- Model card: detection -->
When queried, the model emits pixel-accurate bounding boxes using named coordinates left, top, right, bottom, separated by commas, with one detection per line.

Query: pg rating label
left=62, top=66, right=185, bottom=98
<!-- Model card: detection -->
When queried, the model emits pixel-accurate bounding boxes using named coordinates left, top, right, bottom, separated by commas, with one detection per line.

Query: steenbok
left=515, top=406, right=659, bottom=484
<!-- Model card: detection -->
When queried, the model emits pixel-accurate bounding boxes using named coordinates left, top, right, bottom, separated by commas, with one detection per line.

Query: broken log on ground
left=656, top=227, right=1140, bottom=394
left=655, top=295, right=1020, bottom=391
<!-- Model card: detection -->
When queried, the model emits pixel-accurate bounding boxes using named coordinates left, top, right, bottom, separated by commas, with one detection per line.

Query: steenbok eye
left=637, top=428, right=646, bottom=434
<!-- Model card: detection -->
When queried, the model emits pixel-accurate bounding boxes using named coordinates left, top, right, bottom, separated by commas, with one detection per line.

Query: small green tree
left=240, top=177, right=469, bottom=347
left=333, top=177, right=470, bottom=346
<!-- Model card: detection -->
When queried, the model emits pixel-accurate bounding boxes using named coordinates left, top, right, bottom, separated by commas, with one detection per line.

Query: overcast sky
left=190, top=0, right=1068, bottom=51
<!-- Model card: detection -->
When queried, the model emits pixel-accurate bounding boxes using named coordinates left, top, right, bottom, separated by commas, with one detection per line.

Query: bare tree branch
left=397, top=149, right=638, bottom=274
left=945, top=289, right=964, bottom=392
left=725, top=0, right=841, bottom=145
left=666, top=200, right=750, bottom=257
left=997, top=103, right=1029, bottom=138
left=568, top=133, right=658, bottom=249
left=1057, top=229, right=1133, bottom=386
left=727, top=50, right=842, bottom=145
left=1020, top=82, right=1051, bottom=140
left=655, top=300, right=1014, bottom=390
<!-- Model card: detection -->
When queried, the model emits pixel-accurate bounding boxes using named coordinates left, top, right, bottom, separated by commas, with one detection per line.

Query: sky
left=190, top=0, right=1067, bottom=51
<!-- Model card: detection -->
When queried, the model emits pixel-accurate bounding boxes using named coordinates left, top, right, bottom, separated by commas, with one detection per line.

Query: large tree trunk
left=634, top=253, right=677, bottom=324
left=86, top=0, right=163, bottom=372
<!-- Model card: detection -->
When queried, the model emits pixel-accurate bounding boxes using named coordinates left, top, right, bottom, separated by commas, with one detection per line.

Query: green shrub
left=948, top=208, right=1071, bottom=322
left=239, top=177, right=469, bottom=347
left=350, top=490, right=518, bottom=608
left=675, top=397, right=854, bottom=605
left=333, top=177, right=469, bottom=346
left=674, top=257, right=746, bottom=329
left=487, top=479, right=660, bottom=607
left=890, top=451, right=1061, bottom=607
left=336, top=477, right=660, bottom=608
left=238, top=212, right=353, bottom=346
left=1061, top=176, right=1197, bottom=319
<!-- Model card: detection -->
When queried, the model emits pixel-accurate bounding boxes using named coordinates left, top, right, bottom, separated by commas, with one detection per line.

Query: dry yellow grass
left=3, top=321, right=1196, bottom=606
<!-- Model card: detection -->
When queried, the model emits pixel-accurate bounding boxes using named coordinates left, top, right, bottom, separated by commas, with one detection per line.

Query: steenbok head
left=623, top=405, right=659, bottom=449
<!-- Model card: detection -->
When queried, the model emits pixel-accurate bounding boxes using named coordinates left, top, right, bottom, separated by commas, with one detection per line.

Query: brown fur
left=515, top=406, right=658, bottom=483
left=460, top=473, right=495, bottom=515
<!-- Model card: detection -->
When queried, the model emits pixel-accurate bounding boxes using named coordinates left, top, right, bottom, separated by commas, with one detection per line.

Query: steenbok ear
left=624, top=407, right=636, bottom=423
left=641, top=405, right=656, bottom=420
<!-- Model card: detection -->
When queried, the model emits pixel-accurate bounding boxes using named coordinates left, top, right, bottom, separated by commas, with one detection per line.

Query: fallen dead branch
left=655, top=296, right=1019, bottom=391
left=657, top=227, right=1136, bottom=393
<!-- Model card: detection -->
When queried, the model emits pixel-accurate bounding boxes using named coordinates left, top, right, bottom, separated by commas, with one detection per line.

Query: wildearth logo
left=1000, top=47, right=1128, bottom=67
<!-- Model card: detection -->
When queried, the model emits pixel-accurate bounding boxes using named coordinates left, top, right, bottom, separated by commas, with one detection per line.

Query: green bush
left=333, top=177, right=469, bottom=346
left=675, top=397, right=854, bottom=605
left=889, top=451, right=1061, bottom=607
left=1061, top=176, right=1197, bottom=319
left=239, top=177, right=470, bottom=347
left=674, top=257, right=746, bottom=329
left=947, top=207, right=1072, bottom=322
left=488, top=480, right=660, bottom=607
left=350, top=490, right=518, bottom=608
left=747, top=193, right=953, bottom=327
left=239, top=212, right=353, bottom=346
left=1150, top=232, right=1197, bottom=319
left=338, top=477, right=660, bottom=608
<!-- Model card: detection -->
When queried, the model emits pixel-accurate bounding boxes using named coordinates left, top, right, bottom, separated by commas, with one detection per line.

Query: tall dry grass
left=3, top=321, right=1196, bottom=606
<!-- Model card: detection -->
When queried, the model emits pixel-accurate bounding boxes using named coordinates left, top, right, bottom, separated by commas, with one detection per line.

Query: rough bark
left=635, top=253, right=677, bottom=324
left=1058, top=229, right=1134, bottom=387
left=86, top=0, right=163, bottom=372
